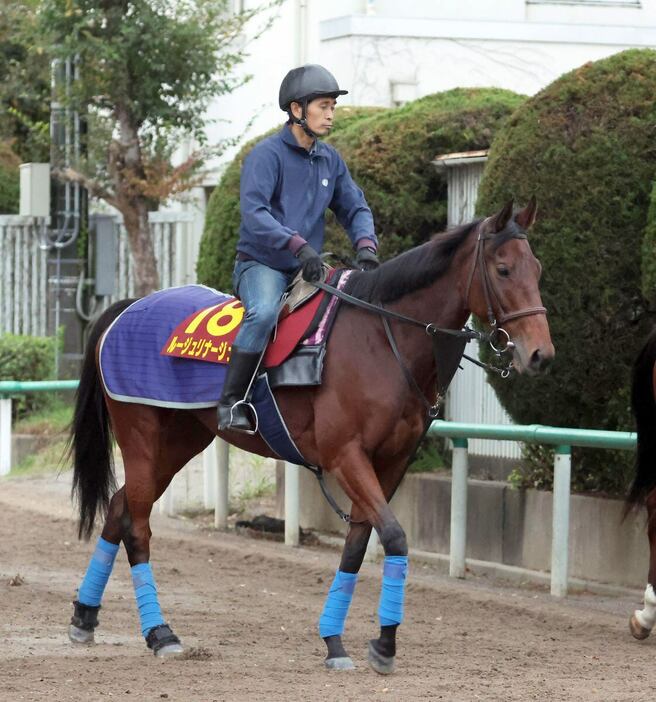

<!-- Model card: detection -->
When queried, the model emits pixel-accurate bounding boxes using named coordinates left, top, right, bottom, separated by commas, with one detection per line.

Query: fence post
left=159, top=482, right=175, bottom=516
left=202, top=442, right=217, bottom=510
left=551, top=445, right=572, bottom=598
left=449, top=437, right=469, bottom=578
left=285, top=461, right=300, bottom=546
left=214, top=439, right=230, bottom=530
left=365, top=529, right=379, bottom=562
left=0, top=397, right=11, bottom=476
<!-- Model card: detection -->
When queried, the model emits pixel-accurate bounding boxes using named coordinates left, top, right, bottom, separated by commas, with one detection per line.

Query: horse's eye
left=497, top=265, right=510, bottom=278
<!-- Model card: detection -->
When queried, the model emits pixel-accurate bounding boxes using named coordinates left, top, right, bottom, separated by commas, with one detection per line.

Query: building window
left=390, top=81, right=417, bottom=108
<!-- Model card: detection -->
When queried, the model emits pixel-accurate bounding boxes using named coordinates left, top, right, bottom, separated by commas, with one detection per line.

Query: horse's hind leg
left=631, top=490, right=656, bottom=639
left=69, top=487, right=127, bottom=644
left=109, top=404, right=213, bottom=656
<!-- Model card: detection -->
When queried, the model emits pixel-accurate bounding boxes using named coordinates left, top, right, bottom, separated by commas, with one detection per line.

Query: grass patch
left=11, top=436, right=70, bottom=476
left=10, top=395, right=73, bottom=476
left=13, top=394, right=73, bottom=435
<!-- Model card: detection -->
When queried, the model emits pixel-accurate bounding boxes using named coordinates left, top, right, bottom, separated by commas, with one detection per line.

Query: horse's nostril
left=530, top=349, right=552, bottom=371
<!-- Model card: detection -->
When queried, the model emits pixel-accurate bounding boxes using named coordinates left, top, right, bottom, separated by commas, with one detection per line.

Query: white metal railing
left=112, top=210, right=197, bottom=300
left=0, top=216, right=48, bottom=336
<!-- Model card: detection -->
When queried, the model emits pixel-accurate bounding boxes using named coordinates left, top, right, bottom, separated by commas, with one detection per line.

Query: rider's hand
left=356, top=246, right=380, bottom=271
left=296, top=244, right=323, bottom=283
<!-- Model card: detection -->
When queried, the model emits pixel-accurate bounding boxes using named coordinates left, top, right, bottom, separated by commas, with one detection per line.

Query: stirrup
left=219, top=401, right=258, bottom=435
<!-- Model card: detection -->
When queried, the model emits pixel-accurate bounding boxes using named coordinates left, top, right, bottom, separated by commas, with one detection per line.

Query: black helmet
left=278, top=64, right=348, bottom=111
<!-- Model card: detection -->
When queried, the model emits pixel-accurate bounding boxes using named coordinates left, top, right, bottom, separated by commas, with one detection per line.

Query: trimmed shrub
left=197, top=107, right=386, bottom=292
left=323, top=88, right=525, bottom=261
left=476, top=49, right=656, bottom=495
left=0, top=333, right=57, bottom=418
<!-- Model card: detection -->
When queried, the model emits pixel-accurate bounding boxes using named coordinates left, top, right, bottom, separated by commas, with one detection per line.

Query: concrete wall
left=277, top=467, right=650, bottom=590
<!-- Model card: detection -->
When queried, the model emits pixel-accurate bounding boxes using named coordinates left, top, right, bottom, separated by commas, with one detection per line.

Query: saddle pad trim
left=253, top=373, right=309, bottom=466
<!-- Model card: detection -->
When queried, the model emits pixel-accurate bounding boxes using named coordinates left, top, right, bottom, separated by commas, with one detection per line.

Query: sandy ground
left=0, top=469, right=655, bottom=702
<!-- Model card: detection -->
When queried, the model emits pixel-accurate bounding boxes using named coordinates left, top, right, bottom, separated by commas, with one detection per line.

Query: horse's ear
left=515, top=196, right=538, bottom=230
left=493, top=199, right=514, bottom=233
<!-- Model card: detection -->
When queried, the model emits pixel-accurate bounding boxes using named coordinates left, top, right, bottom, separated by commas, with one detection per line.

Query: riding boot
left=217, top=347, right=262, bottom=432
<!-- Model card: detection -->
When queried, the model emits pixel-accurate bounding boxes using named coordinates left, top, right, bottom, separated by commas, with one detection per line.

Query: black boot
left=217, top=347, right=262, bottom=432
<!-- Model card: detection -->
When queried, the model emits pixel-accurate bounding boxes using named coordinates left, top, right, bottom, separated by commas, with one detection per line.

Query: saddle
left=161, top=266, right=339, bottom=370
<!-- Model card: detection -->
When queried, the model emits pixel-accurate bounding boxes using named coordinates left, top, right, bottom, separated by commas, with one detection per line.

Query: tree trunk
left=112, top=107, right=160, bottom=296
left=121, top=199, right=160, bottom=296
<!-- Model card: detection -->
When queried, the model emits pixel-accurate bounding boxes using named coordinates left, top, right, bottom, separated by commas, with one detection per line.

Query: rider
left=217, top=64, right=380, bottom=432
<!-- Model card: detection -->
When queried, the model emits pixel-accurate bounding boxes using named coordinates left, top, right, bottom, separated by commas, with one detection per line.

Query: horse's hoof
left=368, top=639, right=395, bottom=675
left=324, top=656, right=355, bottom=670
left=146, top=624, right=183, bottom=657
left=154, top=642, right=184, bottom=658
left=68, top=624, right=95, bottom=645
left=630, top=613, right=651, bottom=640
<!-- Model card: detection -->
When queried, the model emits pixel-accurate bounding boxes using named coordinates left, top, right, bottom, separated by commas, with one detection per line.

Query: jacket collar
left=279, top=125, right=326, bottom=158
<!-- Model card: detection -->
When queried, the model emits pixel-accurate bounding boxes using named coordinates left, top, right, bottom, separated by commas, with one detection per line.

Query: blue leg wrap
left=318, top=570, right=358, bottom=638
left=77, top=537, right=120, bottom=607
left=378, top=555, right=408, bottom=627
left=131, top=562, right=165, bottom=637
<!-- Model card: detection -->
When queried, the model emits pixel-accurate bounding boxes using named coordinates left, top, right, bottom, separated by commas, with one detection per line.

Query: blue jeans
left=232, top=259, right=294, bottom=353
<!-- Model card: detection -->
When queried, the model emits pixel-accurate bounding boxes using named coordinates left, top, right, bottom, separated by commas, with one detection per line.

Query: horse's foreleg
left=320, top=514, right=372, bottom=670
left=69, top=487, right=127, bottom=645
left=631, top=493, right=656, bottom=639
left=323, top=444, right=409, bottom=675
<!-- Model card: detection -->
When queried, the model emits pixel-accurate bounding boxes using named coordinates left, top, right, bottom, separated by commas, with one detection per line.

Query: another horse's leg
left=69, top=487, right=127, bottom=644
left=320, top=445, right=408, bottom=675
left=115, top=405, right=213, bottom=656
left=631, top=490, right=656, bottom=639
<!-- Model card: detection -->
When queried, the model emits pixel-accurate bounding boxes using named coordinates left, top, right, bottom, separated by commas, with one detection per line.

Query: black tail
left=625, top=327, right=656, bottom=514
left=69, top=298, right=137, bottom=540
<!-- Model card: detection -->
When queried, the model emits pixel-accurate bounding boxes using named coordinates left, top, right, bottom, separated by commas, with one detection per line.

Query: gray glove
left=296, top=243, right=323, bottom=283
left=356, top=246, right=380, bottom=271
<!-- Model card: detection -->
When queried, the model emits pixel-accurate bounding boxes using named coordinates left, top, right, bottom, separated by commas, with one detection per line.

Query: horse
left=67, top=199, right=554, bottom=673
left=626, top=327, right=656, bottom=640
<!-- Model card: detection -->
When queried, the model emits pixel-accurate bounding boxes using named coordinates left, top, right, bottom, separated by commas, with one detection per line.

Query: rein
left=307, top=225, right=547, bottom=524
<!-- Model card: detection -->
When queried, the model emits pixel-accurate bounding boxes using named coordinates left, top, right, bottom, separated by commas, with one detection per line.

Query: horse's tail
left=625, top=328, right=656, bottom=515
left=69, top=298, right=137, bottom=540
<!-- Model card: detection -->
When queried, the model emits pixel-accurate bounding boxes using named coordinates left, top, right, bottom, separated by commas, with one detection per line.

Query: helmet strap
left=290, top=99, right=319, bottom=139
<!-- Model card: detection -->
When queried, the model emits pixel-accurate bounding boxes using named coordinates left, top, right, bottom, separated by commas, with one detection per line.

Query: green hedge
left=323, top=88, right=525, bottom=261
left=476, top=49, right=656, bottom=495
left=0, top=333, right=56, bottom=418
left=197, top=107, right=386, bottom=292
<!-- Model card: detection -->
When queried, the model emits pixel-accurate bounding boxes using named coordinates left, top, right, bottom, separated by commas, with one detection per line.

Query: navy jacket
left=237, top=126, right=377, bottom=273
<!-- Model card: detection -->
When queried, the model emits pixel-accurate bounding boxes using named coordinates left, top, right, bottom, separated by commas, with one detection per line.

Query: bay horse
left=68, top=200, right=554, bottom=673
left=627, top=328, right=656, bottom=640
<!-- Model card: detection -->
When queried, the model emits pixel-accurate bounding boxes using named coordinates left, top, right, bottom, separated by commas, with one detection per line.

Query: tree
left=477, top=49, right=656, bottom=495
left=32, top=0, right=279, bottom=295
left=0, top=1, right=50, bottom=162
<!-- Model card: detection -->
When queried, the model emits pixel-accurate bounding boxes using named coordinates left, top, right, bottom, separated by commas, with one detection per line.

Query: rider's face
left=291, top=97, right=336, bottom=136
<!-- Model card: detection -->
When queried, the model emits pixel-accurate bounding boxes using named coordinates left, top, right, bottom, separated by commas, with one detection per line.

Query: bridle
left=313, top=220, right=548, bottom=416
left=309, top=221, right=548, bottom=523
left=464, top=224, right=547, bottom=355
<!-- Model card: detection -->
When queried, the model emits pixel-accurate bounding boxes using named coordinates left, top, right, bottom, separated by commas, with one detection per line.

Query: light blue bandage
left=378, top=555, right=408, bottom=627
left=131, top=562, right=165, bottom=637
left=77, top=537, right=120, bottom=607
left=318, top=570, right=359, bottom=638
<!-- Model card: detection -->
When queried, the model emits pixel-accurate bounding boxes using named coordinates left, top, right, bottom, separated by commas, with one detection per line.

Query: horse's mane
left=345, top=219, right=481, bottom=304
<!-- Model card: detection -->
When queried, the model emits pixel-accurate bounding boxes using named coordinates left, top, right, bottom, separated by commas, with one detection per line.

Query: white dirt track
left=0, top=471, right=654, bottom=702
